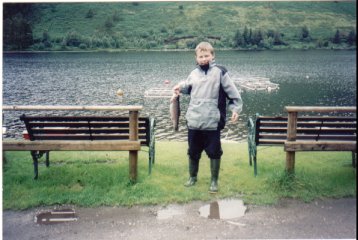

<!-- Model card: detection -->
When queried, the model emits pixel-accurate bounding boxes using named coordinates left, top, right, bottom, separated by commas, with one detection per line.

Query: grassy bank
left=3, top=2, right=356, bottom=51
left=2, top=141, right=356, bottom=210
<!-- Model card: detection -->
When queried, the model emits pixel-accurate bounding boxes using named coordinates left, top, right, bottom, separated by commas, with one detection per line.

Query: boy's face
left=196, top=50, right=214, bottom=66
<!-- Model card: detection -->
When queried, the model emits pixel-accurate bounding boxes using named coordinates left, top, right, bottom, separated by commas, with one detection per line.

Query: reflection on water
left=208, top=201, right=220, bottom=219
left=35, top=209, right=78, bottom=225
left=199, top=199, right=247, bottom=220
left=2, top=50, right=356, bottom=141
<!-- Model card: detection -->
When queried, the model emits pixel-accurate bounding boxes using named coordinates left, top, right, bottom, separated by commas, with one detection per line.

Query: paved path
left=2, top=198, right=356, bottom=239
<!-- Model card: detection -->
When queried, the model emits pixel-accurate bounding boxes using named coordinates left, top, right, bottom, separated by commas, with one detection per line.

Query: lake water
left=2, top=50, right=356, bottom=141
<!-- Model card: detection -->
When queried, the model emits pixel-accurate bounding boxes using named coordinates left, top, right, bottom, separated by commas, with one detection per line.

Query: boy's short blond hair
left=195, top=42, right=215, bottom=56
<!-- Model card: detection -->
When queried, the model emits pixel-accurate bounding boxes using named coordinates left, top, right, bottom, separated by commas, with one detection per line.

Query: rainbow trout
left=170, top=94, right=180, bottom=131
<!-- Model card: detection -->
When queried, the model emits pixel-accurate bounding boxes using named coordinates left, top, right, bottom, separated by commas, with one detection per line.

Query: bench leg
left=148, top=150, right=152, bottom=175
left=2, top=151, right=6, bottom=165
left=248, top=140, right=255, bottom=167
left=45, top=151, right=50, bottom=167
left=30, top=151, right=39, bottom=180
left=148, top=122, right=156, bottom=175
left=151, top=141, right=155, bottom=165
left=352, top=152, right=356, bottom=168
left=148, top=141, right=155, bottom=175
left=253, top=150, right=257, bottom=177
left=129, top=150, right=138, bottom=183
left=286, top=151, right=296, bottom=174
left=249, top=151, right=252, bottom=166
left=249, top=145, right=257, bottom=176
left=150, top=117, right=156, bottom=168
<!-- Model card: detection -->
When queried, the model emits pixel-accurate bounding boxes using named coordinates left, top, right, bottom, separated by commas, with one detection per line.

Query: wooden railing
left=2, top=105, right=143, bottom=182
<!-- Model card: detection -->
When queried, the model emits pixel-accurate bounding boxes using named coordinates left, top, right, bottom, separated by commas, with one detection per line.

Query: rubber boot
left=184, top=158, right=199, bottom=187
left=209, top=158, right=221, bottom=193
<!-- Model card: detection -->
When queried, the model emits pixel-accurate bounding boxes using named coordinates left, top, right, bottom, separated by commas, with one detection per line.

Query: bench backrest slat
left=27, top=122, right=148, bottom=128
left=260, top=121, right=356, bottom=128
left=33, top=134, right=147, bottom=141
left=30, top=128, right=148, bottom=134
left=20, top=115, right=151, bottom=146
left=255, top=115, right=356, bottom=146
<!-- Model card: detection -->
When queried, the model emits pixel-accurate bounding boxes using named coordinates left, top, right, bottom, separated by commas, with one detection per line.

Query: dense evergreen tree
left=233, top=30, right=244, bottom=48
left=332, top=29, right=341, bottom=44
left=347, top=30, right=356, bottom=46
left=85, top=9, right=95, bottom=18
left=252, top=29, right=264, bottom=46
left=243, top=26, right=249, bottom=45
left=273, top=31, right=284, bottom=45
left=248, top=28, right=253, bottom=45
left=3, top=13, right=33, bottom=50
left=300, top=25, right=311, bottom=41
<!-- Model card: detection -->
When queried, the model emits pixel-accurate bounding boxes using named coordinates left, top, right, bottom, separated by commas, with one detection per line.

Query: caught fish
left=170, top=94, right=180, bottom=131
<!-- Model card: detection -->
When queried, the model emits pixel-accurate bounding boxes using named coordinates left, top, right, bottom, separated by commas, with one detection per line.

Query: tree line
left=232, top=26, right=356, bottom=49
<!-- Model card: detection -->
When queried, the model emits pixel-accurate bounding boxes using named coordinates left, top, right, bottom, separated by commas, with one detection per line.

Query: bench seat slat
left=2, top=140, right=141, bottom=151
left=258, top=139, right=286, bottom=144
left=259, top=134, right=356, bottom=142
left=284, top=141, right=356, bottom=152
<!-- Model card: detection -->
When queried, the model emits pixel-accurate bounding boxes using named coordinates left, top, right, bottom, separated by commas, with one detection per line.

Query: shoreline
left=3, top=47, right=356, bottom=54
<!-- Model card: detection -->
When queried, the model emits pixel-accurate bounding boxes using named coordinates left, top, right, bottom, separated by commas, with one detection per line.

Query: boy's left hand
left=231, top=112, right=239, bottom=123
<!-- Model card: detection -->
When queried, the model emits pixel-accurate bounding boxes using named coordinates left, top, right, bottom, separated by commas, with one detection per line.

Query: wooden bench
left=247, top=106, right=356, bottom=176
left=20, top=114, right=156, bottom=178
left=2, top=105, right=150, bottom=182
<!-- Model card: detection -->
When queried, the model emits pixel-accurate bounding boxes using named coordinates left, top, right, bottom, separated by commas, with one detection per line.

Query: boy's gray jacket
left=179, top=61, right=243, bottom=130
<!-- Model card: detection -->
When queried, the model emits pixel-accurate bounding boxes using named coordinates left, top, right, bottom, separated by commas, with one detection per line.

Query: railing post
left=286, top=111, right=297, bottom=173
left=129, top=110, right=139, bottom=182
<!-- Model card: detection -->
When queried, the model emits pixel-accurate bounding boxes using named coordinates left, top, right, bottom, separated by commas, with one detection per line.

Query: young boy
left=173, top=42, right=243, bottom=193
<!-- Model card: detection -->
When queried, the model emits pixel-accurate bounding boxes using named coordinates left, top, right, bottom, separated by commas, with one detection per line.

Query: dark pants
left=187, top=129, right=223, bottom=161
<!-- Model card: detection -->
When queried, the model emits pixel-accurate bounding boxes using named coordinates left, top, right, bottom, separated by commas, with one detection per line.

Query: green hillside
left=3, top=1, right=356, bottom=51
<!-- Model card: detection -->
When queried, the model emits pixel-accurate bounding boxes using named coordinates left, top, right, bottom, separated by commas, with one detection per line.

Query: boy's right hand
left=173, top=84, right=180, bottom=96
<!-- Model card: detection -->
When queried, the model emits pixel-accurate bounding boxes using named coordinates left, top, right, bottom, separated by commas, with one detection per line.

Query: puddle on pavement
left=35, top=208, right=78, bottom=225
left=199, top=199, right=247, bottom=220
left=156, top=205, right=184, bottom=220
